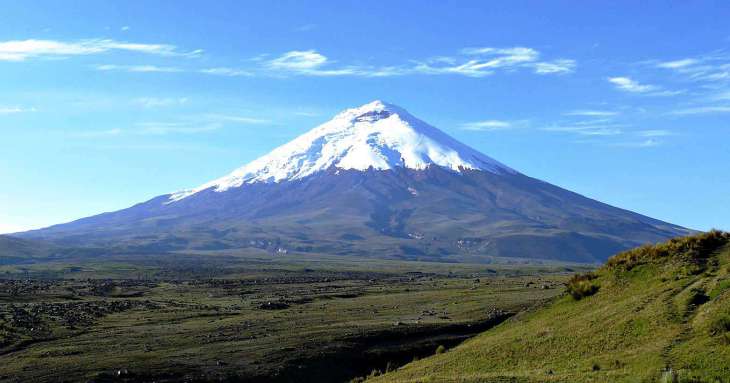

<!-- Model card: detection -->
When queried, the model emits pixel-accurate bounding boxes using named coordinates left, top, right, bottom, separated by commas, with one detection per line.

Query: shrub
left=435, top=345, right=446, bottom=354
left=566, top=272, right=599, bottom=300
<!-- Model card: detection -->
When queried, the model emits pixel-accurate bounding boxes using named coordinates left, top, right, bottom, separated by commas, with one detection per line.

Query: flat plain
left=0, top=251, right=579, bottom=382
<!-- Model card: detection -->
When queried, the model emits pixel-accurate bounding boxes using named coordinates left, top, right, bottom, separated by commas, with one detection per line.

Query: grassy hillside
left=370, top=231, right=730, bottom=382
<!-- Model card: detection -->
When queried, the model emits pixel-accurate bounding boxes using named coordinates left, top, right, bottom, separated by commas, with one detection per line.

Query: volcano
left=19, top=101, right=691, bottom=263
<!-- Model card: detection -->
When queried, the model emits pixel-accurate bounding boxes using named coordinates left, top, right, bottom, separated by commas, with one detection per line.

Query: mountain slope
left=18, top=101, right=691, bottom=263
left=370, top=231, right=730, bottom=382
left=0, top=235, right=55, bottom=259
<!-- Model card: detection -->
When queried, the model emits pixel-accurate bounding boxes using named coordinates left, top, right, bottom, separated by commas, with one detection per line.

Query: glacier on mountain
left=169, top=100, right=515, bottom=202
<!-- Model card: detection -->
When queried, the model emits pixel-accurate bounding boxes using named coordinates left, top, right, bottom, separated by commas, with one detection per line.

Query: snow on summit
left=169, top=100, right=515, bottom=201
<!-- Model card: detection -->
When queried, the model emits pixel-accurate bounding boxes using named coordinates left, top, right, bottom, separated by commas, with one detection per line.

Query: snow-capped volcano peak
left=169, top=100, right=515, bottom=201
left=333, top=99, right=404, bottom=121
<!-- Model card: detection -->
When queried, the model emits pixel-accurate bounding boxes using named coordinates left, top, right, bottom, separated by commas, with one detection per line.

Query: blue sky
left=1, top=1, right=729, bottom=233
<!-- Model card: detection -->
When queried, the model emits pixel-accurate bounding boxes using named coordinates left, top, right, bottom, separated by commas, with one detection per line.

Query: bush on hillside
left=606, top=230, right=730, bottom=271
left=566, top=272, right=599, bottom=300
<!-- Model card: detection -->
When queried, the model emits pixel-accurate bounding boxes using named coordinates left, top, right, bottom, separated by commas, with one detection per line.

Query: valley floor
left=0, top=253, right=574, bottom=382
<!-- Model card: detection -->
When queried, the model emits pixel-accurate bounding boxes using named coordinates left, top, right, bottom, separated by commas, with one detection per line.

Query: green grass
left=370, top=231, right=730, bottom=383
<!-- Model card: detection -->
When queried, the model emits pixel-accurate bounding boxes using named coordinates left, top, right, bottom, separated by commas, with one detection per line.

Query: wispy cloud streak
left=261, top=47, right=575, bottom=78
left=608, top=76, right=682, bottom=96
left=608, top=77, right=657, bottom=93
left=671, top=105, right=730, bottom=115
left=564, top=110, right=619, bottom=117
left=199, top=67, right=252, bottom=77
left=0, top=106, right=36, bottom=114
left=96, top=64, right=183, bottom=73
left=0, top=39, right=202, bottom=61
left=461, top=119, right=528, bottom=131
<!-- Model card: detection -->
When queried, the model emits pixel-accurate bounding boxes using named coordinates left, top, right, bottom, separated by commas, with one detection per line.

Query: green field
left=0, top=251, right=579, bottom=382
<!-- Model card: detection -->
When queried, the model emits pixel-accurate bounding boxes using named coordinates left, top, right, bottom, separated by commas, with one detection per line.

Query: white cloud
left=614, top=139, right=661, bottom=148
left=97, top=65, right=253, bottom=77
left=0, top=52, right=26, bottom=61
left=265, top=50, right=366, bottom=77
left=199, top=67, right=252, bottom=77
left=608, top=76, right=657, bottom=93
left=461, top=119, right=524, bottom=131
left=295, top=24, right=317, bottom=32
left=95, top=64, right=183, bottom=73
left=0, top=106, right=36, bottom=114
left=607, top=76, right=682, bottom=96
left=293, top=110, right=322, bottom=117
left=0, top=39, right=201, bottom=61
left=637, top=129, right=673, bottom=137
left=460, top=47, right=539, bottom=61
left=651, top=53, right=730, bottom=84
left=73, top=115, right=264, bottom=138
left=414, top=46, right=567, bottom=77
left=671, top=105, right=730, bottom=115
left=135, top=122, right=222, bottom=135
left=79, top=46, right=574, bottom=79
left=94, top=143, right=228, bottom=152
left=121, top=26, right=131, bottom=32
left=696, top=68, right=730, bottom=81
left=656, top=58, right=698, bottom=69
left=533, top=59, right=576, bottom=74
left=268, top=50, right=328, bottom=71
left=650, top=89, right=685, bottom=97
left=413, top=47, right=546, bottom=77
left=263, top=47, right=575, bottom=78
left=133, top=97, right=189, bottom=108
left=73, top=128, right=123, bottom=138
left=542, top=123, right=624, bottom=136
left=564, top=110, right=619, bottom=117
left=206, top=114, right=270, bottom=124
left=637, top=139, right=660, bottom=147
left=711, top=90, right=730, bottom=101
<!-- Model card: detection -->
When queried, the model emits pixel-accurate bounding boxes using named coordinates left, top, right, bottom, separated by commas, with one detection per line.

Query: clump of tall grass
left=606, top=230, right=730, bottom=271
left=566, top=272, right=599, bottom=300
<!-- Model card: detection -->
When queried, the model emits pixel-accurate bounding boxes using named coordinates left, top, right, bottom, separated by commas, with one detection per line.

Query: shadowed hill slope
left=19, top=167, right=690, bottom=263
left=370, top=231, right=730, bottom=382
left=0, top=235, right=56, bottom=259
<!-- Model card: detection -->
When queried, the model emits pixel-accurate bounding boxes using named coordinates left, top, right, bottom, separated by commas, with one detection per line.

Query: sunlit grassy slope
left=371, top=231, right=730, bottom=382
